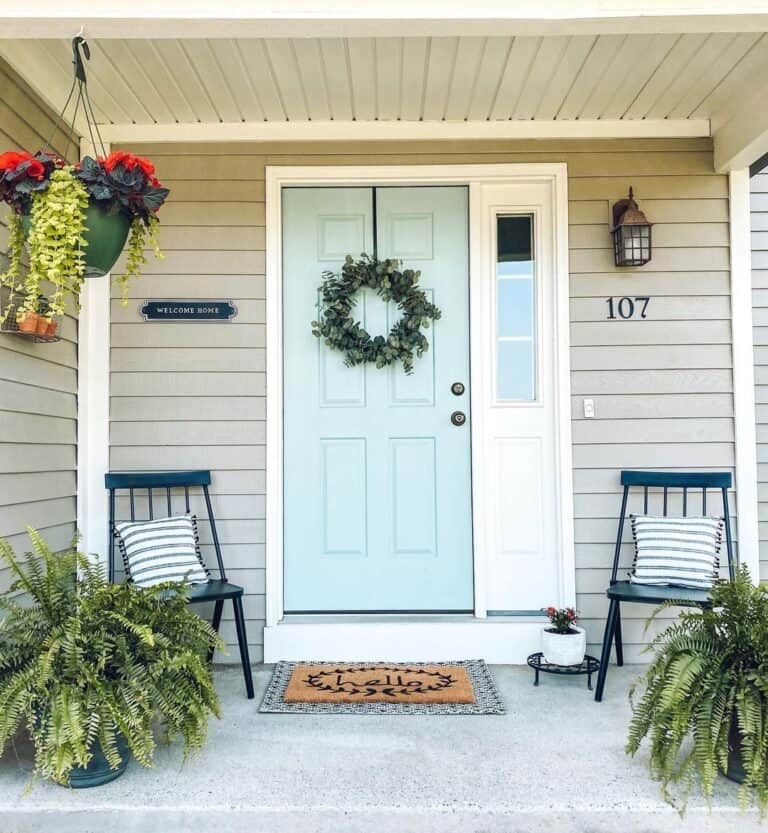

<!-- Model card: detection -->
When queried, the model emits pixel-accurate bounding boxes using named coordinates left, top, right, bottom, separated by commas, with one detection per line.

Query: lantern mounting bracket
left=611, top=186, right=637, bottom=230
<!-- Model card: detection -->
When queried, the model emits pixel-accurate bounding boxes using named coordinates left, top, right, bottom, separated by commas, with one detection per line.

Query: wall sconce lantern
left=611, top=187, right=652, bottom=267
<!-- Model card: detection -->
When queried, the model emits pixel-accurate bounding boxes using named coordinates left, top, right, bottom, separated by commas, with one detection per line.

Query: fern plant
left=627, top=566, right=768, bottom=814
left=0, top=529, right=222, bottom=786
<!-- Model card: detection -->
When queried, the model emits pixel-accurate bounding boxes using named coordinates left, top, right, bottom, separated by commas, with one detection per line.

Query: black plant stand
left=527, top=652, right=600, bottom=691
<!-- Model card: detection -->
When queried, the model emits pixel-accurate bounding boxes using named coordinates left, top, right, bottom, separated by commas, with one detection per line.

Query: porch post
left=729, top=167, right=760, bottom=581
left=76, top=139, right=111, bottom=564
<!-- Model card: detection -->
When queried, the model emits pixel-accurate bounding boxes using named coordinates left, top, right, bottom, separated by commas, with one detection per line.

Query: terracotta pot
left=541, top=625, right=587, bottom=666
left=17, top=312, right=39, bottom=333
left=36, top=316, right=50, bottom=336
left=45, top=319, right=58, bottom=337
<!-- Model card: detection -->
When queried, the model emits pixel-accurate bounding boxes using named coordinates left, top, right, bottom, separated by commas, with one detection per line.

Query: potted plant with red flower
left=541, top=606, right=586, bottom=666
left=74, top=150, right=169, bottom=296
left=0, top=148, right=168, bottom=327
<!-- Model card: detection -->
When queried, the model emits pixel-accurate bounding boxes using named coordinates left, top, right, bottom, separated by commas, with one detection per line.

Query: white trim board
left=264, top=163, right=574, bottom=661
left=76, top=277, right=110, bottom=562
left=97, top=119, right=710, bottom=145
left=729, top=168, right=760, bottom=582
left=266, top=618, right=556, bottom=664
left=2, top=3, right=768, bottom=38
left=76, top=138, right=111, bottom=565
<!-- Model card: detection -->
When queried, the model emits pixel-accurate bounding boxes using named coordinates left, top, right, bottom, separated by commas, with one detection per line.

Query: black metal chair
left=594, top=470, right=735, bottom=703
left=105, top=469, right=255, bottom=700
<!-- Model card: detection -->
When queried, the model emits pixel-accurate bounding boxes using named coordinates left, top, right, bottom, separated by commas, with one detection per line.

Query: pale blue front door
left=282, top=186, right=473, bottom=612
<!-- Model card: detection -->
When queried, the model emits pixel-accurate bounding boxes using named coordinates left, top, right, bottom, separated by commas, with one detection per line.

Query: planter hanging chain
left=45, top=34, right=107, bottom=163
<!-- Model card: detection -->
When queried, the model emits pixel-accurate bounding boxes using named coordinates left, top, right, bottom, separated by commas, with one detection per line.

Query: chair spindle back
left=105, top=470, right=226, bottom=584
left=610, top=470, right=735, bottom=585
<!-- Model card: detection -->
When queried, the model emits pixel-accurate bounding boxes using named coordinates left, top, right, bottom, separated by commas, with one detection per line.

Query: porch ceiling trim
left=2, top=2, right=768, bottom=38
left=98, top=118, right=711, bottom=144
left=713, top=86, right=768, bottom=172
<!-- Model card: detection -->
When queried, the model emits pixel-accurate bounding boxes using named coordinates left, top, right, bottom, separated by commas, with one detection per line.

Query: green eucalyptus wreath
left=311, top=254, right=441, bottom=375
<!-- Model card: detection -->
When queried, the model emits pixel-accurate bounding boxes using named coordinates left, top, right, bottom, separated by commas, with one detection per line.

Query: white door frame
left=265, top=163, right=574, bottom=652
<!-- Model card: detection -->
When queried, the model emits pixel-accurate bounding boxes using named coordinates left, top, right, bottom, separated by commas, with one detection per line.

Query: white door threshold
left=263, top=615, right=548, bottom=663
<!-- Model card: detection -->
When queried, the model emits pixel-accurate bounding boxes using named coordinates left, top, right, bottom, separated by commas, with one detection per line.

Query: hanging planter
left=79, top=202, right=131, bottom=277
left=0, top=37, right=169, bottom=328
left=20, top=199, right=131, bottom=278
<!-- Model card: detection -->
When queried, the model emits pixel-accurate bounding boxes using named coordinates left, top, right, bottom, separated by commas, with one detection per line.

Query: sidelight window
left=496, top=214, right=535, bottom=402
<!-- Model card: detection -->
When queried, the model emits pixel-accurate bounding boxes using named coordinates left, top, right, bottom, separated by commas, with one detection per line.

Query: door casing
left=265, top=163, right=574, bottom=631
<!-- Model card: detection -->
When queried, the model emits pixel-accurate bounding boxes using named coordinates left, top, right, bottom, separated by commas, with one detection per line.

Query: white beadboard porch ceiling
left=3, top=33, right=766, bottom=128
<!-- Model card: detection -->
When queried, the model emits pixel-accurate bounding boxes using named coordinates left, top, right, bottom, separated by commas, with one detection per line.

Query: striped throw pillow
left=115, top=514, right=209, bottom=588
left=630, top=515, right=723, bottom=590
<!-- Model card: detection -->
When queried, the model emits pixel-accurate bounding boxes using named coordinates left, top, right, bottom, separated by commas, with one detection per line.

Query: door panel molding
left=265, top=164, right=573, bottom=635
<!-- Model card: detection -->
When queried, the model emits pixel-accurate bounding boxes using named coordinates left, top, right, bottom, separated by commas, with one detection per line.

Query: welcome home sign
left=141, top=300, right=238, bottom=321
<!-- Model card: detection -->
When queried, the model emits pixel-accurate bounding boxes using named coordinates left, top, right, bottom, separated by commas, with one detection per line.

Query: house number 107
left=606, top=296, right=650, bottom=320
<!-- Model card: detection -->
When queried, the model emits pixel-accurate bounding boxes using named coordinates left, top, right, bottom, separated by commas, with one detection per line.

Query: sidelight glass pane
left=497, top=340, right=534, bottom=401
left=496, top=215, right=535, bottom=401
left=497, top=278, right=533, bottom=338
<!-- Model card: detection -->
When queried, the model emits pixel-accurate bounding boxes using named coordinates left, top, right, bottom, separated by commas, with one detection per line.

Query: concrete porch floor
left=0, top=665, right=763, bottom=833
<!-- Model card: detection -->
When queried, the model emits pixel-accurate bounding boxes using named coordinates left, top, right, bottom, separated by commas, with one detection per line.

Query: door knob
left=451, top=382, right=465, bottom=396
left=451, top=411, right=467, bottom=427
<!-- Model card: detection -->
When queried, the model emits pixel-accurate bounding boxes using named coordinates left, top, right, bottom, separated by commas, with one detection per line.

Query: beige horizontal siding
left=0, top=59, right=78, bottom=585
left=752, top=168, right=768, bottom=582
left=112, top=137, right=734, bottom=663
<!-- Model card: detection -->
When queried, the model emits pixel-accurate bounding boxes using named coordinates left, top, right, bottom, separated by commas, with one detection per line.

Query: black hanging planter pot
left=64, top=734, right=131, bottom=789
left=22, top=201, right=131, bottom=278
left=724, top=719, right=748, bottom=784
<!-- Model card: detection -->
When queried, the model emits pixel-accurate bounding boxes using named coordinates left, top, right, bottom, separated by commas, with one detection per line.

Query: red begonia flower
left=104, top=150, right=156, bottom=180
left=135, top=156, right=155, bottom=177
left=0, top=150, right=32, bottom=172
left=26, top=159, right=45, bottom=180
left=103, top=150, right=131, bottom=172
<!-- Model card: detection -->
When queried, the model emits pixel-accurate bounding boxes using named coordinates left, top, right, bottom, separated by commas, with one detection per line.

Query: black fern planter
left=65, top=734, right=131, bottom=789
left=724, top=719, right=747, bottom=784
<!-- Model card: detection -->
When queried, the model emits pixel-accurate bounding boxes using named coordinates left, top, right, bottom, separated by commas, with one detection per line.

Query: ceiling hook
left=71, top=31, right=90, bottom=83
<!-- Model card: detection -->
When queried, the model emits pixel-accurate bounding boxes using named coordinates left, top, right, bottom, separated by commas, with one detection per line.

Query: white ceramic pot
left=541, top=625, right=587, bottom=666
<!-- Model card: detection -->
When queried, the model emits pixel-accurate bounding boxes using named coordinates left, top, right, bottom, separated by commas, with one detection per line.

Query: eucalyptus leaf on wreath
left=311, top=253, right=441, bottom=375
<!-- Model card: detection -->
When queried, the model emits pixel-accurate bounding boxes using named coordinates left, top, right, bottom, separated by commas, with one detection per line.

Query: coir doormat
left=259, top=660, right=505, bottom=714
